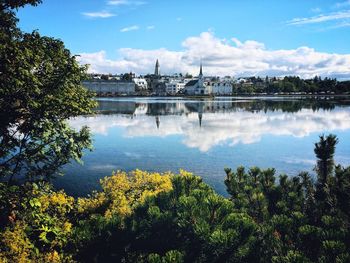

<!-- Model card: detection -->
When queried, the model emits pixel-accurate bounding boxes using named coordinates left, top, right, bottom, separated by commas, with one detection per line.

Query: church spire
left=155, top=59, right=160, bottom=76
left=199, top=62, right=203, bottom=79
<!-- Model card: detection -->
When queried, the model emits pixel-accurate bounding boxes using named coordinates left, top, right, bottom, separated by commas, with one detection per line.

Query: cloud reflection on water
left=69, top=103, right=350, bottom=152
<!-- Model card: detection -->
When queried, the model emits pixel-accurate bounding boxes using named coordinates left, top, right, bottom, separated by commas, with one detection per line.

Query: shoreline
left=94, top=93, right=350, bottom=99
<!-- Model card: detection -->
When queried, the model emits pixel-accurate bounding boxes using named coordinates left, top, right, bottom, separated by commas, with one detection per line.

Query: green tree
left=0, top=0, right=97, bottom=182
left=314, top=134, right=338, bottom=185
left=121, top=72, right=134, bottom=81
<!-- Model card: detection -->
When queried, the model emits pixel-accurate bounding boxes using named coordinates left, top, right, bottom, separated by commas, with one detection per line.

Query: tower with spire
left=154, top=59, right=160, bottom=76
left=198, top=62, right=204, bottom=88
left=199, top=62, right=203, bottom=79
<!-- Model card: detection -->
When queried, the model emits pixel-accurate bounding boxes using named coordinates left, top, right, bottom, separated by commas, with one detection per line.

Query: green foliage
left=0, top=0, right=97, bottom=182
left=126, top=172, right=258, bottom=263
left=314, top=134, right=338, bottom=184
left=224, top=134, right=350, bottom=262
left=0, top=182, right=74, bottom=262
left=233, top=75, right=350, bottom=95
left=148, top=250, right=184, bottom=263
left=0, top=0, right=41, bottom=9
left=1, top=134, right=350, bottom=262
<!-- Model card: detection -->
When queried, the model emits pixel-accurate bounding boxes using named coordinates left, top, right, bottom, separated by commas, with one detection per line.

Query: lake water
left=56, top=97, right=350, bottom=196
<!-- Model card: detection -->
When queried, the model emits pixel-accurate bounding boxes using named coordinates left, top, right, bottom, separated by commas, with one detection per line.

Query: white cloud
left=147, top=25, right=155, bottom=30
left=311, top=7, right=322, bottom=13
left=334, top=0, right=350, bottom=8
left=120, top=25, right=139, bottom=32
left=77, top=31, right=350, bottom=79
left=82, top=11, right=116, bottom=18
left=108, top=0, right=146, bottom=6
left=329, top=21, right=350, bottom=28
left=108, top=0, right=128, bottom=5
left=287, top=10, right=350, bottom=25
left=282, top=157, right=315, bottom=165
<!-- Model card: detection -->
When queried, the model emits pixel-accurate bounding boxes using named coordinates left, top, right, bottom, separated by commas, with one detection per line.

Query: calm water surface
left=56, top=97, right=350, bottom=196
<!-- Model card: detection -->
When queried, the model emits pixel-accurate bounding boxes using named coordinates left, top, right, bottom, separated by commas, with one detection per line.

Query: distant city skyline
left=17, top=0, right=350, bottom=79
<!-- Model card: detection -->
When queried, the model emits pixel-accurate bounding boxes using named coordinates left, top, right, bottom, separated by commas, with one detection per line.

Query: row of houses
left=83, top=60, right=236, bottom=96
left=166, top=64, right=233, bottom=95
left=164, top=80, right=232, bottom=95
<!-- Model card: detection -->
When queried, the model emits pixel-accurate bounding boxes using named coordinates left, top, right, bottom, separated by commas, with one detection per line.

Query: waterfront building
left=82, top=80, right=135, bottom=96
left=133, top=78, right=148, bottom=91
left=183, top=64, right=211, bottom=95
left=210, top=81, right=233, bottom=95
left=165, top=80, right=186, bottom=95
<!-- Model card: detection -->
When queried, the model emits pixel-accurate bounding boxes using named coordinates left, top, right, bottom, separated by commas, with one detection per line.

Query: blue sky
left=17, top=0, right=350, bottom=77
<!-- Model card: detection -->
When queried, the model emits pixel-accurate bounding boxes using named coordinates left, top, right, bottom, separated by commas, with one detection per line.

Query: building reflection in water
left=96, top=97, right=348, bottom=118
left=198, top=112, right=202, bottom=128
left=94, top=97, right=350, bottom=130
left=68, top=97, right=350, bottom=152
left=155, top=116, right=160, bottom=129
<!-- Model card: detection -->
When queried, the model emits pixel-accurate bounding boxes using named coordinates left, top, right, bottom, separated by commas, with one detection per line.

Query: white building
left=210, top=81, right=232, bottom=95
left=83, top=80, right=135, bottom=95
left=183, top=64, right=211, bottom=95
left=133, top=78, right=148, bottom=90
left=165, top=81, right=186, bottom=95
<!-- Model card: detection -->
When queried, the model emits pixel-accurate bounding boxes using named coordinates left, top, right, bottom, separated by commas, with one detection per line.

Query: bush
left=1, top=135, right=350, bottom=262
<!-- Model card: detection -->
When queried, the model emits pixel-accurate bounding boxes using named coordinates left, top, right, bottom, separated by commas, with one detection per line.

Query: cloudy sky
left=17, top=0, right=350, bottom=78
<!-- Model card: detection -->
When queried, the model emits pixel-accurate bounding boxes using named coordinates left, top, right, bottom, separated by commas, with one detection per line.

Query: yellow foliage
left=0, top=170, right=175, bottom=261
left=0, top=255, right=7, bottom=263
left=38, top=191, right=74, bottom=215
left=63, top=222, right=72, bottom=233
left=104, top=193, right=131, bottom=219
left=178, top=169, right=194, bottom=178
left=0, top=222, right=33, bottom=263
left=76, top=170, right=173, bottom=219
left=0, top=221, right=74, bottom=263
left=76, top=192, right=107, bottom=214
left=32, top=190, right=74, bottom=248
left=101, top=171, right=131, bottom=198
left=0, top=183, right=76, bottom=263
left=101, top=170, right=173, bottom=218
left=42, top=250, right=61, bottom=263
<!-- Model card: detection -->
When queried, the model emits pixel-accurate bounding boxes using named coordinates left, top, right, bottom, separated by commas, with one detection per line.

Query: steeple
left=155, top=59, right=160, bottom=76
left=199, top=62, right=203, bottom=79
